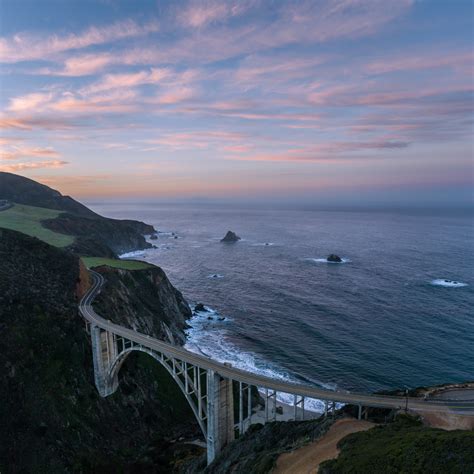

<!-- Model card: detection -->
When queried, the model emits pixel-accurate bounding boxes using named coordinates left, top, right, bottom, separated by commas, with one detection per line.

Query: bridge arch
left=107, top=346, right=208, bottom=438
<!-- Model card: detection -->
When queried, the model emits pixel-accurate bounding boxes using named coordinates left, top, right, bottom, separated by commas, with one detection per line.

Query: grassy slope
left=0, top=203, right=74, bottom=247
left=319, top=415, right=474, bottom=474
left=81, top=256, right=154, bottom=270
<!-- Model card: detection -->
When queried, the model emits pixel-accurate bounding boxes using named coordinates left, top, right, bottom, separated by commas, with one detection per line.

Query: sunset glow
left=0, top=0, right=472, bottom=205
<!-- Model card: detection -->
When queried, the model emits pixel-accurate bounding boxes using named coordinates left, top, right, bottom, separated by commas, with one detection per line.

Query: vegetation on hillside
left=0, top=203, right=74, bottom=247
left=185, top=417, right=335, bottom=473
left=0, top=229, right=199, bottom=472
left=82, top=256, right=154, bottom=270
left=319, top=415, right=474, bottom=474
left=0, top=172, right=155, bottom=257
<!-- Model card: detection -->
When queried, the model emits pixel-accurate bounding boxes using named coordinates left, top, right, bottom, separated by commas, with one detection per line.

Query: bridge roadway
left=80, top=270, right=474, bottom=416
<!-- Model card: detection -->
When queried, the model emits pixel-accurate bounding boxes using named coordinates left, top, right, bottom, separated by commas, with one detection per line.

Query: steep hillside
left=0, top=229, right=200, bottom=473
left=92, top=265, right=192, bottom=345
left=0, top=171, right=98, bottom=217
left=0, top=172, right=155, bottom=256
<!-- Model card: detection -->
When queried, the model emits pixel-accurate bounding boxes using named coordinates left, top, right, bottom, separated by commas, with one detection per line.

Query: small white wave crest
left=431, top=279, right=468, bottom=288
left=119, top=250, right=146, bottom=259
left=308, top=257, right=351, bottom=264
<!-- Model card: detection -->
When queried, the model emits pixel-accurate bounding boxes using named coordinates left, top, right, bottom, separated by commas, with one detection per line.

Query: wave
left=252, top=242, right=276, bottom=247
left=184, top=309, right=339, bottom=413
left=431, top=279, right=468, bottom=288
left=207, top=273, right=224, bottom=279
left=119, top=250, right=146, bottom=259
left=308, top=257, right=351, bottom=264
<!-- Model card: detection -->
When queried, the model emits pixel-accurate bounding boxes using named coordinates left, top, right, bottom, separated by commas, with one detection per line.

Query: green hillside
left=0, top=203, right=74, bottom=247
left=82, top=256, right=154, bottom=270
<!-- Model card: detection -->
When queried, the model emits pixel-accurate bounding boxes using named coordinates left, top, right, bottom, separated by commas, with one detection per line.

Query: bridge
left=80, top=270, right=474, bottom=465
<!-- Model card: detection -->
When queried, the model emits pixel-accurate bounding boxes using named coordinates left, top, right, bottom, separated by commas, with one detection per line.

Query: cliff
left=91, top=265, right=192, bottom=345
left=0, top=229, right=200, bottom=472
left=0, top=172, right=155, bottom=257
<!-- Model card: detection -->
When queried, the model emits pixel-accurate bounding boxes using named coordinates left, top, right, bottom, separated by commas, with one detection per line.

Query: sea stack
left=327, top=254, right=342, bottom=263
left=221, top=231, right=241, bottom=242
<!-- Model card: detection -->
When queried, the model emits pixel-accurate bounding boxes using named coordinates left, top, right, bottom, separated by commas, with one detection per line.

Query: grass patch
left=0, top=203, right=74, bottom=247
left=81, top=257, right=154, bottom=270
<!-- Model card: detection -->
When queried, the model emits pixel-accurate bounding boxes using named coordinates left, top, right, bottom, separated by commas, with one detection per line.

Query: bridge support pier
left=91, top=325, right=118, bottom=397
left=206, top=370, right=235, bottom=465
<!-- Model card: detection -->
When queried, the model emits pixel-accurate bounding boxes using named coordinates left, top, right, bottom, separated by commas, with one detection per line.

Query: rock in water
left=150, top=233, right=158, bottom=240
left=194, top=303, right=208, bottom=312
left=221, top=231, right=241, bottom=242
left=327, top=254, right=342, bottom=263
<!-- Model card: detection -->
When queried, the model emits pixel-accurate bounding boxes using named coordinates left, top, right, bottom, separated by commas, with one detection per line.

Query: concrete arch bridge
left=80, top=271, right=474, bottom=464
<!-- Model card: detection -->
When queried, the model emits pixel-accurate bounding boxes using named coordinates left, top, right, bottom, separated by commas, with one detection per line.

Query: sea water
left=89, top=202, right=474, bottom=410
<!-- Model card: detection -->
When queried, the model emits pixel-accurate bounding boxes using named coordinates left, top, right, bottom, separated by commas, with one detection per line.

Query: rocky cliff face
left=92, top=265, right=192, bottom=345
left=43, top=212, right=154, bottom=256
left=0, top=229, right=200, bottom=473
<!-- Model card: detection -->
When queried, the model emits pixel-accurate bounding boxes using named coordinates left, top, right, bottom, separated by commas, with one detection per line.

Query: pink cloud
left=82, top=68, right=171, bottom=94
left=0, top=160, right=68, bottom=172
left=154, top=87, right=195, bottom=105
left=367, top=51, right=474, bottom=74
left=39, top=53, right=115, bottom=76
left=8, top=92, right=52, bottom=112
left=0, top=19, right=159, bottom=63
left=177, top=0, right=250, bottom=28
left=0, top=145, right=60, bottom=161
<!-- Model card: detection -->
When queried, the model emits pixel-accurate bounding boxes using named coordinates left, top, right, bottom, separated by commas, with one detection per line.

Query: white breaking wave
left=431, top=279, right=468, bottom=288
left=119, top=250, right=146, bottom=259
left=309, top=257, right=351, bottom=264
left=185, top=308, right=339, bottom=413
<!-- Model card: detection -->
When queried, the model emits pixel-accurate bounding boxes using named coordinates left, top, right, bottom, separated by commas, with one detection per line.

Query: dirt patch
left=273, top=418, right=375, bottom=474
left=419, top=411, right=474, bottom=431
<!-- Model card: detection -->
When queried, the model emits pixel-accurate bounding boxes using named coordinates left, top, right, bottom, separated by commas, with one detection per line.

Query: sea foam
left=309, top=257, right=351, bottom=264
left=185, top=308, right=339, bottom=413
left=431, top=279, right=468, bottom=288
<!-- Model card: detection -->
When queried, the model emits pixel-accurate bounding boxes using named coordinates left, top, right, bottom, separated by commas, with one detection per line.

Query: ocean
left=88, top=202, right=474, bottom=411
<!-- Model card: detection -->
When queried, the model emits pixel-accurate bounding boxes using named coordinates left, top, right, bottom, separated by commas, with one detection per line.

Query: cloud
left=177, top=0, right=250, bottom=28
left=142, top=130, right=247, bottom=150
left=0, top=19, right=159, bottom=63
left=81, top=68, right=171, bottom=94
left=38, top=53, right=115, bottom=76
left=367, top=51, right=474, bottom=74
left=227, top=139, right=410, bottom=162
left=0, top=160, right=68, bottom=172
left=0, top=145, right=60, bottom=161
left=154, top=87, right=196, bottom=105
left=8, top=92, right=52, bottom=112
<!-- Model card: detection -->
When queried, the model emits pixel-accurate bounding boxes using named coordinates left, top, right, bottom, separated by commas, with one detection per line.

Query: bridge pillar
left=91, top=325, right=118, bottom=397
left=206, top=369, right=235, bottom=465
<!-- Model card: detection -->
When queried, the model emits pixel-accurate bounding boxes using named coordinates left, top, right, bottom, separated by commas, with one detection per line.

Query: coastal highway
left=80, top=270, right=474, bottom=416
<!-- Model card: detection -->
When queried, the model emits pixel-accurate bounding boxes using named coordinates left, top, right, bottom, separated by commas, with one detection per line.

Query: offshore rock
left=221, top=231, right=241, bottom=242
left=327, top=254, right=342, bottom=263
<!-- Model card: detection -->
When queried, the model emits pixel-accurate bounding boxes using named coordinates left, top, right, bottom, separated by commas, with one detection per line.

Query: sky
left=0, top=0, right=473, bottom=207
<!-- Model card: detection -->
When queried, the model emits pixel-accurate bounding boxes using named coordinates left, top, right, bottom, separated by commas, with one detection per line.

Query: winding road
left=80, top=270, right=474, bottom=416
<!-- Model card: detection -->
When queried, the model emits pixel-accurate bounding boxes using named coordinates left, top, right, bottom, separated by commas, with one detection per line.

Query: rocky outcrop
left=327, top=254, right=342, bottom=263
left=92, top=265, right=192, bottom=345
left=221, top=231, right=241, bottom=242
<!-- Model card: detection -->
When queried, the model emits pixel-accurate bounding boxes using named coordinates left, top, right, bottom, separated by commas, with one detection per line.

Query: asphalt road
left=79, top=270, right=474, bottom=415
